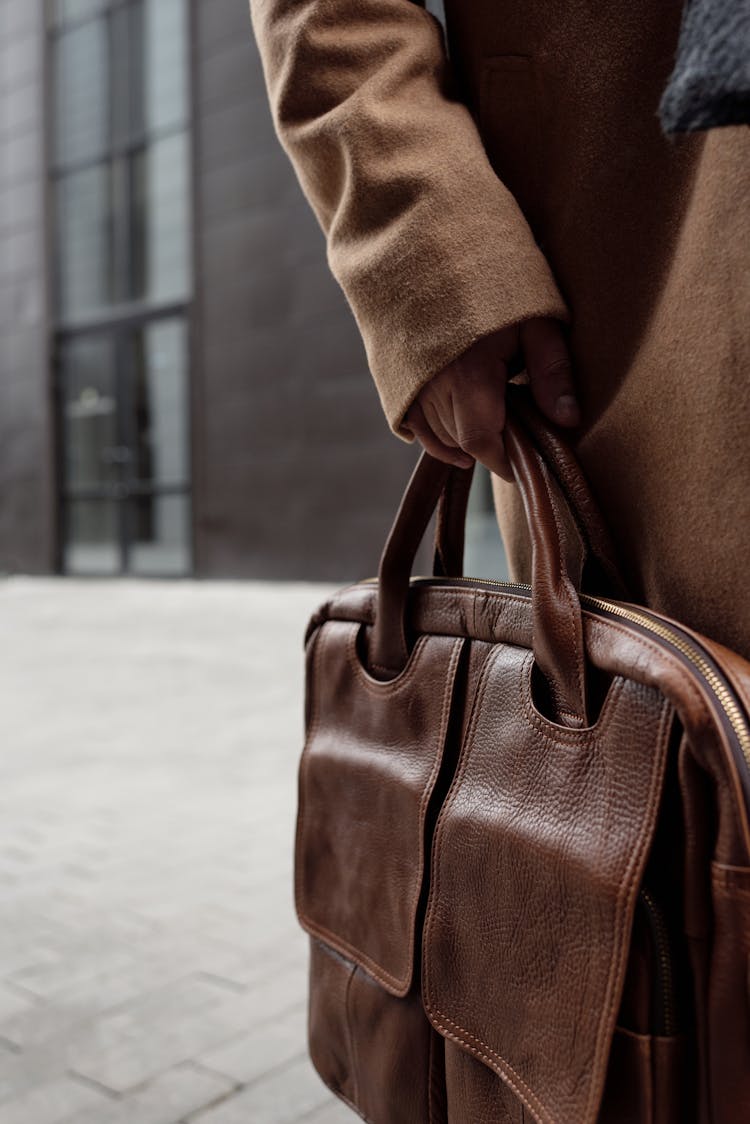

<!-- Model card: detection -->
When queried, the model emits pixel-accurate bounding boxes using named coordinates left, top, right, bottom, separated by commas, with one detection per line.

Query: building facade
left=0, top=0, right=502, bottom=582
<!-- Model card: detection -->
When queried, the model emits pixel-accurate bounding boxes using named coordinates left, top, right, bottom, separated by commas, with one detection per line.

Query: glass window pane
left=132, top=132, right=191, bottom=303
left=128, top=494, right=190, bottom=576
left=53, top=18, right=109, bottom=166
left=56, top=162, right=117, bottom=320
left=60, top=334, right=121, bottom=489
left=49, top=0, right=111, bottom=28
left=64, top=499, right=120, bottom=574
left=144, top=0, right=188, bottom=133
left=110, top=3, right=136, bottom=145
left=131, top=318, right=190, bottom=486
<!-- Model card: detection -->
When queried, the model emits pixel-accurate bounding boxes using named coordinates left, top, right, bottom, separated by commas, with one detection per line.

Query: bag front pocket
left=308, top=939, right=445, bottom=1124
left=422, top=644, right=675, bottom=1124
left=296, top=621, right=465, bottom=1121
left=296, top=621, right=464, bottom=995
left=444, top=1040, right=524, bottom=1123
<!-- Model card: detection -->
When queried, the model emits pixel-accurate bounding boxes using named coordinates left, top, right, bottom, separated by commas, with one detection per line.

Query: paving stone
left=64, top=1064, right=234, bottom=1124
left=0, top=983, right=39, bottom=1022
left=65, top=975, right=271, bottom=1093
left=0, top=578, right=336, bottom=1120
left=188, top=1054, right=331, bottom=1124
left=301, top=1099, right=358, bottom=1123
left=197, top=1003, right=306, bottom=1084
left=0, top=1037, right=69, bottom=1104
left=0, top=1075, right=111, bottom=1124
left=3, top=939, right=253, bottom=1047
left=1, top=973, right=231, bottom=1053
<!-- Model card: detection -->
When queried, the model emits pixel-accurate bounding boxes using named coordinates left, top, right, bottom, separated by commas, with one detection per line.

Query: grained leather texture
left=505, top=420, right=589, bottom=726
left=296, top=406, right=750, bottom=1122
left=444, top=1042, right=524, bottom=1123
left=422, top=645, right=673, bottom=1124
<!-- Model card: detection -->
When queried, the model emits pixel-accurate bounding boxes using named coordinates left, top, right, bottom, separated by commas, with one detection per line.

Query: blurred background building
left=0, top=0, right=503, bottom=581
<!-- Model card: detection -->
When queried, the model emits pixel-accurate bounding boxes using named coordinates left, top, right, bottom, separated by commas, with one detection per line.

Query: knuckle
left=536, top=356, right=572, bottom=380
left=458, top=365, right=493, bottom=389
left=426, top=446, right=454, bottom=466
left=458, top=429, right=497, bottom=454
left=418, top=431, right=444, bottom=456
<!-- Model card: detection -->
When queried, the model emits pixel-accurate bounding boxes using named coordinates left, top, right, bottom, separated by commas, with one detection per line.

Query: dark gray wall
left=0, top=0, right=423, bottom=581
left=0, top=0, right=54, bottom=574
left=190, top=0, right=419, bottom=581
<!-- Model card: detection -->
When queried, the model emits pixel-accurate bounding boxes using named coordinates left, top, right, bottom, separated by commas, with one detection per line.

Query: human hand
left=404, top=318, right=579, bottom=481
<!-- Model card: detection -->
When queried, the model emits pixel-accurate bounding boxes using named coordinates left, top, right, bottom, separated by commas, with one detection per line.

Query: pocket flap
left=423, top=644, right=673, bottom=1124
left=296, top=621, right=464, bottom=997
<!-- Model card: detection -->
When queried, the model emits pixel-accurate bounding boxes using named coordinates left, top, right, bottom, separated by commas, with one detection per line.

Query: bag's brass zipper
left=383, top=575, right=750, bottom=773
left=582, top=593, right=750, bottom=770
left=638, top=889, right=677, bottom=1037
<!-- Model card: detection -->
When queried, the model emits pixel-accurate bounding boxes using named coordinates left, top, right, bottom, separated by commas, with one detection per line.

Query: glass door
left=59, top=315, right=191, bottom=576
left=49, top=0, right=193, bottom=576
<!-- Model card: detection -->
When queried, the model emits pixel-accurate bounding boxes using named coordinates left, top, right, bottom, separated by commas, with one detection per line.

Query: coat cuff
left=330, top=185, right=570, bottom=441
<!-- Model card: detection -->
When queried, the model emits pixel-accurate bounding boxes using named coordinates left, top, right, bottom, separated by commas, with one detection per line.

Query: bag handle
left=433, top=386, right=626, bottom=597
left=371, top=392, right=622, bottom=726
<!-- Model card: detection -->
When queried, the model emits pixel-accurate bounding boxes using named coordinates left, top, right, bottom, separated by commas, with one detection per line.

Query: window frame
left=47, top=0, right=195, bottom=577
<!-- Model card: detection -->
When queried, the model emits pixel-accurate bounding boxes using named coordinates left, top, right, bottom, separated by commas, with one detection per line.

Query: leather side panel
left=707, top=862, right=750, bottom=1123
left=598, top=1028, right=689, bottom=1124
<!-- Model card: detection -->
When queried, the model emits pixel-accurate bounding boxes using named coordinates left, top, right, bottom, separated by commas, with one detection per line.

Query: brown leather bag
left=295, top=390, right=750, bottom=1124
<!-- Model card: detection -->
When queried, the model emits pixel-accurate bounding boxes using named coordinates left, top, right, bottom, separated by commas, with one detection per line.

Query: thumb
left=521, top=319, right=580, bottom=427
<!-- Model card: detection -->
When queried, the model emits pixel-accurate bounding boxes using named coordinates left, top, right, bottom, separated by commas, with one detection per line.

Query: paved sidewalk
left=0, top=578, right=354, bottom=1124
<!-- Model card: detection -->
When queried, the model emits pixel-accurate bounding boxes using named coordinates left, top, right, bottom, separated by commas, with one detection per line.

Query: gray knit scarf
left=660, top=0, right=750, bottom=133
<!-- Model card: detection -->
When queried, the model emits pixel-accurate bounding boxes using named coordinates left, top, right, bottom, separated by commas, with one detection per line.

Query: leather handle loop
left=504, top=415, right=588, bottom=726
left=507, top=388, right=627, bottom=598
left=370, top=390, right=622, bottom=725
left=434, top=386, right=627, bottom=598
left=370, top=453, right=454, bottom=675
left=432, top=460, right=475, bottom=577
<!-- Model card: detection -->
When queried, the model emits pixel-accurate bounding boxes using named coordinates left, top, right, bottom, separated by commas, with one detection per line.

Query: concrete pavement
left=0, top=578, right=353, bottom=1123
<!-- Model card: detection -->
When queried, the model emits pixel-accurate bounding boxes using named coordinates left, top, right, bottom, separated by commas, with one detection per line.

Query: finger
left=451, top=371, right=514, bottom=482
left=406, top=401, right=474, bottom=468
left=421, top=397, right=461, bottom=450
left=522, top=318, right=581, bottom=427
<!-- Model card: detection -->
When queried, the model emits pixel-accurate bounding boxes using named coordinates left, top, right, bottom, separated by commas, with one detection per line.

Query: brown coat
left=249, top=0, right=750, bottom=656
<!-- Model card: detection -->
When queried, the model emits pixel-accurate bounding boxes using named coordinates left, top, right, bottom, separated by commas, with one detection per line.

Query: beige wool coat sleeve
left=249, top=0, right=569, bottom=438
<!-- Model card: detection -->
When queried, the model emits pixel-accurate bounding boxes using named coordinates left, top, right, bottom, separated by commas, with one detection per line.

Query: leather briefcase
left=294, top=389, right=750, bottom=1123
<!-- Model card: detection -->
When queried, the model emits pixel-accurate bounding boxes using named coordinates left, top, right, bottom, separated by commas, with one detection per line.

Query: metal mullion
left=132, top=482, right=190, bottom=498
left=128, top=139, right=147, bottom=302
left=108, top=156, right=125, bottom=307
left=47, top=0, right=133, bottom=39
left=114, top=328, right=132, bottom=573
left=65, top=481, right=189, bottom=501
left=111, top=2, right=134, bottom=306
left=49, top=122, right=188, bottom=179
left=129, top=0, right=145, bottom=143
left=56, top=300, right=189, bottom=339
left=51, top=342, right=67, bottom=574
